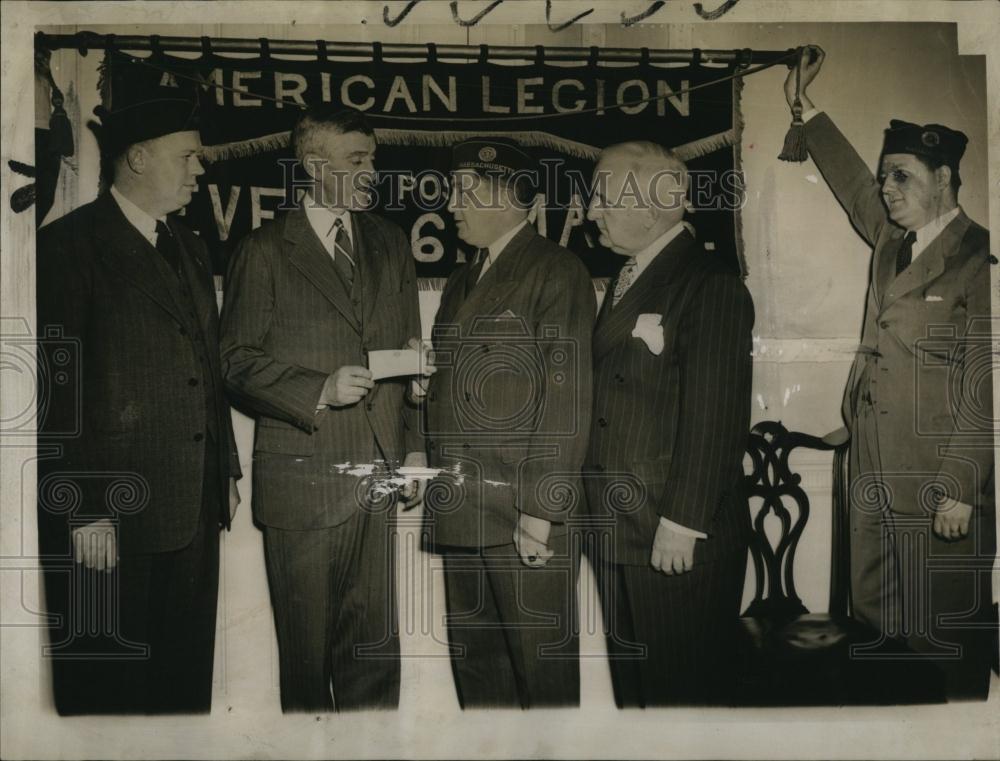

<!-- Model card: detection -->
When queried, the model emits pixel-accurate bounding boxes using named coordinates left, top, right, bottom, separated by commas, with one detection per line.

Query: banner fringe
left=202, top=127, right=735, bottom=166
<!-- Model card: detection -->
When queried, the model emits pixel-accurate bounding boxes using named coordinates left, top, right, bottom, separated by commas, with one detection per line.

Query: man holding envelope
left=421, top=138, right=595, bottom=707
left=220, top=106, right=428, bottom=712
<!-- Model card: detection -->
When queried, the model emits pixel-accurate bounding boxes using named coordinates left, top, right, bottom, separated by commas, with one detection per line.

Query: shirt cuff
left=802, top=108, right=821, bottom=123
left=659, top=516, right=708, bottom=540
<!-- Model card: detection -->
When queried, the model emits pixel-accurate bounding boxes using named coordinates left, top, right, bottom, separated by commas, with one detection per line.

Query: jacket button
left=178, top=326, right=188, bottom=336
left=188, top=378, right=199, bottom=387
left=879, top=320, right=890, bottom=329
left=193, top=432, right=204, bottom=442
left=366, top=403, right=374, bottom=411
left=598, top=417, right=608, bottom=427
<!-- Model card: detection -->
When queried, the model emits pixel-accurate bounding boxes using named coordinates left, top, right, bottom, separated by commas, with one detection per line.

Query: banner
left=101, top=46, right=745, bottom=279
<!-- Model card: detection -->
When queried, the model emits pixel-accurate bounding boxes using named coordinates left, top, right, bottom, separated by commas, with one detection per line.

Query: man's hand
left=513, top=513, right=554, bottom=568
left=229, top=477, right=241, bottom=522
left=398, top=451, right=428, bottom=510
left=784, top=44, right=824, bottom=110
left=405, top=337, right=436, bottom=402
left=933, top=496, right=973, bottom=541
left=72, top=518, right=117, bottom=572
left=650, top=522, right=696, bottom=575
left=319, top=365, right=374, bottom=407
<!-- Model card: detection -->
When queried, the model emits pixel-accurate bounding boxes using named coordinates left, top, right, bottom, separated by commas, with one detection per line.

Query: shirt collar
left=304, top=201, right=353, bottom=251
left=630, top=221, right=688, bottom=278
left=483, top=218, right=528, bottom=270
left=110, top=185, right=164, bottom=245
left=911, top=206, right=960, bottom=258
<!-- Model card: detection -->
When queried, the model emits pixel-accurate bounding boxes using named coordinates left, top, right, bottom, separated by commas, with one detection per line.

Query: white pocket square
left=924, top=295, right=943, bottom=302
left=632, top=313, right=664, bottom=355
left=496, top=309, right=517, bottom=319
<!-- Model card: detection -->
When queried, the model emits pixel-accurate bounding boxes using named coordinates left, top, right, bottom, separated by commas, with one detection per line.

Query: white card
left=367, top=348, right=424, bottom=380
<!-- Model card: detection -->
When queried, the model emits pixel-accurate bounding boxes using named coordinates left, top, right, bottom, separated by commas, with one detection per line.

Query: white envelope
left=368, top=349, right=425, bottom=380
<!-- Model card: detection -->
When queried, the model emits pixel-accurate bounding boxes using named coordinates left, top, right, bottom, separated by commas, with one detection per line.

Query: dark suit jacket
left=805, top=113, right=994, bottom=513
left=36, top=193, right=241, bottom=555
left=219, top=208, right=422, bottom=530
left=423, top=224, right=596, bottom=548
left=584, top=230, right=755, bottom=566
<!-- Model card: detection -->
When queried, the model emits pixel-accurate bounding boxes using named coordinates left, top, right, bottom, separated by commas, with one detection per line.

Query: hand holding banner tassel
left=778, top=46, right=809, bottom=162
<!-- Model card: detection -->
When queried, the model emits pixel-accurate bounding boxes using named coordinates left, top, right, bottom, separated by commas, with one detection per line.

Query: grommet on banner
left=200, top=36, right=213, bottom=57
left=478, top=44, right=489, bottom=65
left=427, top=43, right=438, bottom=64
left=316, top=39, right=328, bottom=63
left=691, top=48, right=702, bottom=67
left=259, top=38, right=270, bottom=60
left=535, top=45, right=545, bottom=66
left=588, top=46, right=600, bottom=67
left=372, top=41, right=384, bottom=64
left=639, top=47, right=650, bottom=66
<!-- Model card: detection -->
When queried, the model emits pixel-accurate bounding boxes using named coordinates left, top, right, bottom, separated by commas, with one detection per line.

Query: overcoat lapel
left=94, top=194, right=200, bottom=330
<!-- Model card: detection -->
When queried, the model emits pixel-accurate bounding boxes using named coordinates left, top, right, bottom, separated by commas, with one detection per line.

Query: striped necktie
left=465, top=248, right=487, bottom=297
left=612, top=257, right=638, bottom=307
left=328, top=217, right=356, bottom=287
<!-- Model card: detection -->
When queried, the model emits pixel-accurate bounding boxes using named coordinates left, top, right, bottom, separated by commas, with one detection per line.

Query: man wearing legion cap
left=784, top=46, right=995, bottom=700
left=36, top=87, right=242, bottom=713
left=420, top=138, right=595, bottom=707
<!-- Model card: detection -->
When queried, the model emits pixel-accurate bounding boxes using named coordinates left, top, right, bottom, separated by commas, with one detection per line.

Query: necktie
left=154, top=220, right=181, bottom=277
left=465, top=248, right=487, bottom=297
left=895, top=231, right=917, bottom=276
left=328, top=217, right=356, bottom=287
left=612, top=257, right=638, bottom=307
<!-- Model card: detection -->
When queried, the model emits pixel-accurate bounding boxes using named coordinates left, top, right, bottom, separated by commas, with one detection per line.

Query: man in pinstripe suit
left=584, top=142, right=754, bottom=706
left=421, top=139, right=595, bottom=707
left=220, top=107, right=425, bottom=712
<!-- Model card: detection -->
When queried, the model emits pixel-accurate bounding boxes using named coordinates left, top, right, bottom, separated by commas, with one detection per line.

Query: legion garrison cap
left=452, top=138, right=537, bottom=181
left=882, top=119, right=968, bottom=168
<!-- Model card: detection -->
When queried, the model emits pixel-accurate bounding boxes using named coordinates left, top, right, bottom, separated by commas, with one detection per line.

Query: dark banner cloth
left=100, top=48, right=745, bottom=279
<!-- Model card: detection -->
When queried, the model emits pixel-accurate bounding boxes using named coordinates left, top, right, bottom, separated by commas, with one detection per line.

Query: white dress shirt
left=475, top=219, right=529, bottom=282
left=304, top=201, right=355, bottom=264
left=110, top=185, right=164, bottom=246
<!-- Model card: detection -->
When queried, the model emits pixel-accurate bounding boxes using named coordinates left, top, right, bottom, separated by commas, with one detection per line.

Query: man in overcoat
left=36, top=92, right=242, bottom=714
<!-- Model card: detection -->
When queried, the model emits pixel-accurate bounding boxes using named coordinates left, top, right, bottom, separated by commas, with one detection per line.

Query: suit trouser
left=441, top=533, right=580, bottom=708
left=849, top=420, right=997, bottom=700
left=43, top=449, right=222, bottom=715
left=262, top=504, right=400, bottom=712
left=592, top=549, right=746, bottom=707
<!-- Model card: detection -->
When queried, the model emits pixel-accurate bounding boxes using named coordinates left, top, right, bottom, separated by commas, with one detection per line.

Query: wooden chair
left=733, top=420, right=946, bottom=705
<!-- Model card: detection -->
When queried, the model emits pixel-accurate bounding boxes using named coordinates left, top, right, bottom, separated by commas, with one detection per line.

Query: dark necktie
left=465, top=248, right=487, bottom=297
left=895, top=231, right=917, bottom=276
left=328, top=217, right=356, bottom=287
left=154, top=220, right=181, bottom=277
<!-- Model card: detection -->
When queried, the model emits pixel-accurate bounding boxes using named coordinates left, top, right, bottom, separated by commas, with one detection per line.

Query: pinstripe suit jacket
left=584, top=230, right=754, bottom=566
left=219, top=208, right=421, bottom=530
left=36, top=193, right=241, bottom=555
left=423, top=224, right=595, bottom=548
left=805, top=113, right=994, bottom=514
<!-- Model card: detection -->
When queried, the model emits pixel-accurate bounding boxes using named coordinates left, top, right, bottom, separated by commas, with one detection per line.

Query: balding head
left=587, top=141, right=688, bottom=255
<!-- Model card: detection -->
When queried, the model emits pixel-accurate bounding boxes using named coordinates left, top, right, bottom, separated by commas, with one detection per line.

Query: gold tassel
left=778, top=47, right=809, bottom=163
